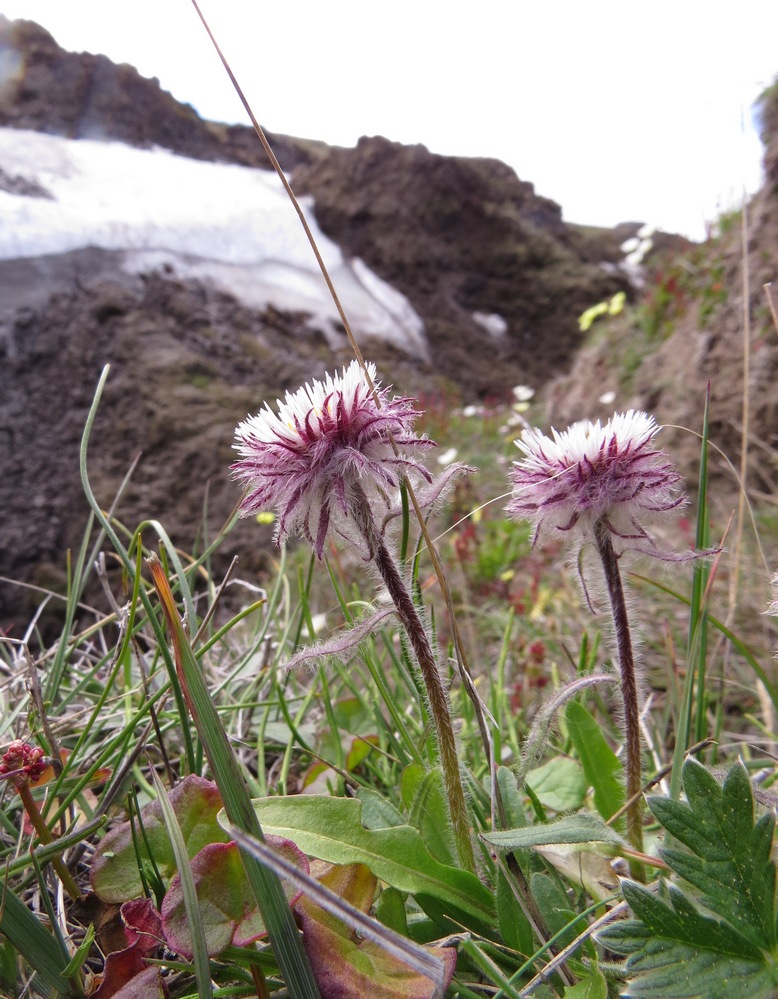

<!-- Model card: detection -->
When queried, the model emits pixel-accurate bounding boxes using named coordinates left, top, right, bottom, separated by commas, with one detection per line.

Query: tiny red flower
left=0, top=740, right=48, bottom=789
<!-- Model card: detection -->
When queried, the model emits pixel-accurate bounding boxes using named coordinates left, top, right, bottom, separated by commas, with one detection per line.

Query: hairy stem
left=593, top=521, right=645, bottom=866
left=351, top=485, right=476, bottom=873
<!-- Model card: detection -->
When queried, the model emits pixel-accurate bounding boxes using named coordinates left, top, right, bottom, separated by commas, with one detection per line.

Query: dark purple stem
left=350, top=484, right=475, bottom=872
left=594, top=520, right=645, bottom=864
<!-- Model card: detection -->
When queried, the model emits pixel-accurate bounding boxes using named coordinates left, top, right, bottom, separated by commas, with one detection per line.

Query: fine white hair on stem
left=284, top=608, right=397, bottom=672
left=514, top=673, right=617, bottom=790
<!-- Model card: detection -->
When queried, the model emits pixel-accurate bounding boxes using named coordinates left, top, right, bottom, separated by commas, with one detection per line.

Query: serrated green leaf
left=600, top=881, right=776, bottom=999
left=245, top=795, right=494, bottom=929
left=602, top=762, right=778, bottom=999
left=649, top=759, right=776, bottom=951
left=482, top=812, right=624, bottom=852
left=565, top=700, right=624, bottom=826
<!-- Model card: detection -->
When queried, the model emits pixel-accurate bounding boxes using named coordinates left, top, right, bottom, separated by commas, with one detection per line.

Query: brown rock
left=294, top=135, right=629, bottom=398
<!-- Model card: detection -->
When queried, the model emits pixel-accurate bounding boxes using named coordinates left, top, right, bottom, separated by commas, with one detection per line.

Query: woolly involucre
left=507, top=410, right=685, bottom=543
left=232, top=361, right=433, bottom=557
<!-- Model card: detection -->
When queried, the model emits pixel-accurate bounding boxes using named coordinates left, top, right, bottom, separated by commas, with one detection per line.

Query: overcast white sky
left=3, top=0, right=778, bottom=240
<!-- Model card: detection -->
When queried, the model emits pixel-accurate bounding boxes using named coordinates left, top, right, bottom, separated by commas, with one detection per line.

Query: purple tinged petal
left=232, top=361, right=434, bottom=558
left=507, top=410, right=686, bottom=550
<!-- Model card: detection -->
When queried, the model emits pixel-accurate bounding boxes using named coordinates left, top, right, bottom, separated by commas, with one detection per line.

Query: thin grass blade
left=149, top=768, right=213, bottom=997
left=0, top=887, right=74, bottom=998
left=146, top=553, right=321, bottom=999
left=229, top=825, right=449, bottom=990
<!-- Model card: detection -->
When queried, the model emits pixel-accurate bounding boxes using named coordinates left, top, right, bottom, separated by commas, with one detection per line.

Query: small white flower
left=512, top=385, right=535, bottom=403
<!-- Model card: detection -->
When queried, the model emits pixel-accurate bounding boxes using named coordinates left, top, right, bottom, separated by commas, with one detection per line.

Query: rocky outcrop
left=293, top=137, right=628, bottom=395
left=0, top=15, right=327, bottom=170
left=0, top=250, right=343, bottom=629
left=0, top=15, right=633, bottom=400
left=0, top=16, right=661, bottom=631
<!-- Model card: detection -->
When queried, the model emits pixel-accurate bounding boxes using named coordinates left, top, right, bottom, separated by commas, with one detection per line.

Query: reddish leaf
left=93, top=965, right=168, bottom=999
left=296, top=863, right=456, bottom=999
left=161, top=837, right=308, bottom=958
left=120, top=898, right=166, bottom=954
left=92, top=899, right=165, bottom=999
left=92, top=775, right=229, bottom=902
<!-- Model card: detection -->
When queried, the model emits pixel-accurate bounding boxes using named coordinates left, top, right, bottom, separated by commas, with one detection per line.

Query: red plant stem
left=18, top=784, right=83, bottom=901
left=593, top=521, right=645, bottom=866
left=350, top=485, right=476, bottom=873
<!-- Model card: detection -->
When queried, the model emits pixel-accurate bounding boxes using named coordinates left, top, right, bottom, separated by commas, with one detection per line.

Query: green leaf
left=161, top=838, right=308, bottom=957
left=600, top=881, right=776, bottom=999
left=496, top=868, right=533, bottom=955
left=495, top=766, right=527, bottom=829
left=0, top=887, right=73, bottom=997
left=600, top=761, right=778, bottom=998
left=565, top=700, right=624, bottom=826
left=563, top=969, right=607, bottom=998
left=526, top=757, right=587, bottom=812
left=146, top=554, right=322, bottom=999
left=61, top=923, right=95, bottom=977
left=649, top=759, right=776, bottom=952
left=400, top=764, right=426, bottom=810
left=492, top=767, right=534, bottom=953
left=407, top=767, right=458, bottom=866
left=230, top=834, right=452, bottom=989
left=245, top=795, right=494, bottom=929
left=150, top=769, right=212, bottom=998
left=375, top=886, right=410, bottom=936
left=92, top=775, right=229, bottom=902
left=355, top=787, right=407, bottom=829
left=482, top=812, right=624, bottom=853
left=530, top=872, right=579, bottom=948
left=296, top=864, right=456, bottom=999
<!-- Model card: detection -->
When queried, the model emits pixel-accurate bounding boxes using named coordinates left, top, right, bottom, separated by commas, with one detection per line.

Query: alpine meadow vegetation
left=1, top=7, right=778, bottom=999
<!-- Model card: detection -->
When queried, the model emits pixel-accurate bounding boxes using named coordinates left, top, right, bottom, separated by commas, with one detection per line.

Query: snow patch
left=472, top=310, right=508, bottom=338
left=0, top=128, right=427, bottom=357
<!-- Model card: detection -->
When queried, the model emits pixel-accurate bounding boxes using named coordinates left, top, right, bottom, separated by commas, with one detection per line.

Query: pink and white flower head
left=232, top=361, right=434, bottom=558
left=507, top=410, right=685, bottom=550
